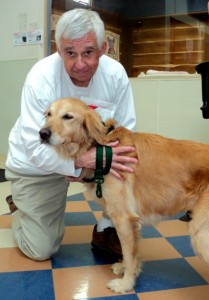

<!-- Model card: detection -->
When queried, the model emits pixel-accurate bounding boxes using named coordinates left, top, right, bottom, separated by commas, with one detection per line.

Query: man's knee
left=13, top=224, right=62, bottom=260
left=19, top=238, right=61, bottom=261
left=12, top=212, right=63, bottom=261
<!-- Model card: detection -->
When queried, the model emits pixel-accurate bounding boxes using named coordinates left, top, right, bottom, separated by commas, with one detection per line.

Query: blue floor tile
left=66, top=193, right=86, bottom=201
left=0, top=270, right=55, bottom=300
left=51, top=243, right=118, bottom=269
left=88, top=200, right=103, bottom=211
left=166, top=236, right=195, bottom=257
left=169, top=212, right=187, bottom=220
left=64, top=211, right=97, bottom=226
left=141, top=225, right=162, bottom=238
left=134, top=258, right=207, bottom=293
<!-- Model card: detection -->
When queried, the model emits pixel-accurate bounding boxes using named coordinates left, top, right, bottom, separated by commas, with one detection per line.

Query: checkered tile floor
left=1, top=185, right=209, bottom=299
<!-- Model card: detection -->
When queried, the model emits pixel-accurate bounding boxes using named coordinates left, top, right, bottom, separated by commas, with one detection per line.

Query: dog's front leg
left=107, top=217, right=141, bottom=293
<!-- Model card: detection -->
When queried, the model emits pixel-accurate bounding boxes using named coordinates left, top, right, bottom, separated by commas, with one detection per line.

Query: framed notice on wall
left=105, top=30, right=120, bottom=61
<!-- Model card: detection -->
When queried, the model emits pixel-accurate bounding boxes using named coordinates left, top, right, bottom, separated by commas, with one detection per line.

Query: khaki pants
left=5, top=168, right=69, bottom=260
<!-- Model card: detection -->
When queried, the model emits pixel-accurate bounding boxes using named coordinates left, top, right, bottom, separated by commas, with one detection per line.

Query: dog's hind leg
left=107, top=215, right=141, bottom=293
left=189, top=187, right=209, bottom=264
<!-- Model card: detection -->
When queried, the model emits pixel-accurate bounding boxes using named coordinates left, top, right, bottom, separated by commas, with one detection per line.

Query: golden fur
left=40, top=97, right=209, bottom=293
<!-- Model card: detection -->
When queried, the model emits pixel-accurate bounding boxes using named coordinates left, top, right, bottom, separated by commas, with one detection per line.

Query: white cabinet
left=130, top=75, right=209, bottom=144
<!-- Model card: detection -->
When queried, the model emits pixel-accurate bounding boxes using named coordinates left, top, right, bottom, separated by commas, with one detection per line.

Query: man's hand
left=65, top=176, right=84, bottom=183
left=73, top=140, right=138, bottom=180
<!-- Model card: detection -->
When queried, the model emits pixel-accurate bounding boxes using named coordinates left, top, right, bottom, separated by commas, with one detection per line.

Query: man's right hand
left=75, top=140, right=138, bottom=180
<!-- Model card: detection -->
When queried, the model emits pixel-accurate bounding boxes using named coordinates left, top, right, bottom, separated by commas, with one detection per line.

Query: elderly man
left=5, top=8, right=137, bottom=260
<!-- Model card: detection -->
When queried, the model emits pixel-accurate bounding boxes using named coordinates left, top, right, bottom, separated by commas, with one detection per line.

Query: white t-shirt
left=6, top=53, right=136, bottom=176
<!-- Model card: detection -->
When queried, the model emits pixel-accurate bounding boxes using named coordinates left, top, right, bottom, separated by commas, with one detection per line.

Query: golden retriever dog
left=40, top=97, right=209, bottom=293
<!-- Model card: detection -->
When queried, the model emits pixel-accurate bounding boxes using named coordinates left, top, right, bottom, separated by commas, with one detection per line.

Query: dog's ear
left=83, top=111, right=108, bottom=145
left=104, top=118, right=116, bottom=133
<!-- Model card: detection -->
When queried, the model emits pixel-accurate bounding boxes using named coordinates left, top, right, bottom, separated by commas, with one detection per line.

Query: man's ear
left=57, top=47, right=62, bottom=56
left=99, top=41, right=107, bottom=57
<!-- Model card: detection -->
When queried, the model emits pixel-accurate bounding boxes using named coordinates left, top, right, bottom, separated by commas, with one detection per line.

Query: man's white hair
left=55, top=8, right=105, bottom=50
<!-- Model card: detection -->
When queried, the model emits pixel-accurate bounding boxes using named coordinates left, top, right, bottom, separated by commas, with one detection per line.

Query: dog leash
left=83, top=145, right=113, bottom=198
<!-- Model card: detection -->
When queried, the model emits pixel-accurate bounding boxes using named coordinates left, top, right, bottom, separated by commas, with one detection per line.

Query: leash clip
left=94, top=172, right=104, bottom=198
left=95, top=178, right=104, bottom=198
left=94, top=178, right=104, bottom=184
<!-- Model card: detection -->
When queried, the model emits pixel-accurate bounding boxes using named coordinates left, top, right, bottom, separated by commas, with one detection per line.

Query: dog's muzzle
left=39, top=128, right=51, bottom=143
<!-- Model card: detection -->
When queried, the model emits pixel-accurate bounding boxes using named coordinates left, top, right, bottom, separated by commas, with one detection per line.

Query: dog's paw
left=107, top=278, right=134, bottom=293
left=111, top=262, right=124, bottom=275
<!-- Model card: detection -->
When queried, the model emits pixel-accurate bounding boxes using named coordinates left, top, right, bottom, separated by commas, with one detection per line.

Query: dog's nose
left=39, top=128, right=51, bottom=143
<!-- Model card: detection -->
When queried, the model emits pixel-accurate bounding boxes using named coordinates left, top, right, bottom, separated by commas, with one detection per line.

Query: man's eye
left=66, top=51, right=75, bottom=57
left=63, top=114, right=73, bottom=120
left=85, top=50, right=93, bottom=56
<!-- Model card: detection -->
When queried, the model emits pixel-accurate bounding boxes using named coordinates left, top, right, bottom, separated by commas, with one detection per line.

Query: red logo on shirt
left=88, top=105, right=98, bottom=110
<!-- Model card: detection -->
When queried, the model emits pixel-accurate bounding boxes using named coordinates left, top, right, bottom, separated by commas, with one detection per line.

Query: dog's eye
left=47, top=112, right=51, bottom=117
left=63, top=114, right=73, bottom=120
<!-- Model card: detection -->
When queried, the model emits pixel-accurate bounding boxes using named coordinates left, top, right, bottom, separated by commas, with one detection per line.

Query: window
left=73, top=0, right=91, bottom=6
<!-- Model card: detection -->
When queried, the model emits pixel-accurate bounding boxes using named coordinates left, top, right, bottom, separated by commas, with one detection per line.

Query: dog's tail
left=189, top=188, right=209, bottom=264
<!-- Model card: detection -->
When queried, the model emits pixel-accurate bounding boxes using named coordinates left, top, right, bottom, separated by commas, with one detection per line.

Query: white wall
left=0, top=0, right=49, bottom=155
left=0, top=1, right=49, bottom=61
left=130, top=75, right=209, bottom=144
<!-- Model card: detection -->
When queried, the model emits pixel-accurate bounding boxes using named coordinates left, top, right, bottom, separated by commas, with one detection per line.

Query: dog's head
left=39, top=98, right=115, bottom=159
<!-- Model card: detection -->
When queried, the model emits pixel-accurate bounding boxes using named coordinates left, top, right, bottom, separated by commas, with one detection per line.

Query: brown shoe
left=6, top=195, right=18, bottom=213
left=91, top=225, right=122, bottom=258
left=179, top=210, right=192, bottom=222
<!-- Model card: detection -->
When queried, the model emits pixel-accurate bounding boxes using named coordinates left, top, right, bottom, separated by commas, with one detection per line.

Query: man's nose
left=74, top=56, right=86, bottom=68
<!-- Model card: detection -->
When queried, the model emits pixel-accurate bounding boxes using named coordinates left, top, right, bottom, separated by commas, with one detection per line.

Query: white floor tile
left=0, top=229, right=16, bottom=248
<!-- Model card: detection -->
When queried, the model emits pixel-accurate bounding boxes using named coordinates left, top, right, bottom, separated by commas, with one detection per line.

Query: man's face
left=58, top=32, right=106, bottom=87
